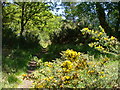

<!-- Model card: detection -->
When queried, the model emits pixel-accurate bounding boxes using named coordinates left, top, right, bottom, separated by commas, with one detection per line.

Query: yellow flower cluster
left=61, top=49, right=88, bottom=71
left=27, top=49, right=114, bottom=88
left=61, top=49, right=81, bottom=62
left=99, top=26, right=105, bottom=32
left=110, top=36, right=115, bottom=40
left=88, top=43, right=94, bottom=47
left=97, top=32, right=103, bottom=37
left=61, top=60, right=73, bottom=72
left=44, top=62, right=53, bottom=67
left=99, top=71, right=104, bottom=74
left=43, top=76, right=54, bottom=81
left=88, top=42, right=99, bottom=48
left=88, top=70, right=95, bottom=73
left=104, top=37, right=108, bottom=40
left=83, top=28, right=89, bottom=31
left=81, top=27, right=104, bottom=41
left=81, top=26, right=119, bottom=54
left=35, top=82, right=47, bottom=88
left=95, top=45, right=104, bottom=50
left=100, top=75, right=106, bottom=78
left=82, top=28, right=92, bottom=34
left=36, top=84, right=44, bottom=88
left=61, top=76, right=72, bottom=81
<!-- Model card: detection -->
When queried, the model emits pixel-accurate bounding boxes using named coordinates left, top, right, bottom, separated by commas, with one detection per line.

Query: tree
left=2, top=2, right=62, bottom=47
left=96, top=2, right=113, bottom=36
left=60, top=2, right=120, bottom=40
left=14, top=2, right=49, bottom=38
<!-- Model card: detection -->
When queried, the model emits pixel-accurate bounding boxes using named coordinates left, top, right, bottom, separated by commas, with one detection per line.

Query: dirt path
left=18, top=60, right=37, bottom=88
left=18, top=48, right=48, bottom=88
left=18, top=79, right=33, bottom=88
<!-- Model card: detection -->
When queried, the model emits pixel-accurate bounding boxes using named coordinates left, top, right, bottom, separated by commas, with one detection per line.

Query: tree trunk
left=96, top=2, right=113, bottom=36
left=19, top=3, right=25, bottom=47
left=20, top=2, right=25, bottom=38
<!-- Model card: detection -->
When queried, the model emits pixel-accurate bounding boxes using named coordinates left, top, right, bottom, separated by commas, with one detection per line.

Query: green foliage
left=2, top=2, right=62, bottom=48
left=21, top=32, right=41, bottom=49
left=81, top=26, right=120, bottom=55
left=25, top=49, right=118, bottom=88
left=7, top=74, right=19, bottom=84
left=62, top=2, right=99, bottom=29
left=2, top=27, right=18, bottom=47
left=50, top=21, right=83, bottom=44
left=2, top=47, right=42, bottom=88
left=61, top=2, right=120, bottom=40
left=2, top=2, right=120, bottom=89
left=2, top=49, right=32, bottom=73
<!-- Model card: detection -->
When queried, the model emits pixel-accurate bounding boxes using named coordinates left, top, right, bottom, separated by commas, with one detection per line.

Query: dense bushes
left=20, top=32, right=40, bottom=49
left=3, top=28, right=41, bottom=49
left=81, top=26, right=120, bottom=55
left=3, top=28, right=18, bottom=48
left=50, top=21, right=87, bottom=44
left=24, top=49, right=118, bottom=88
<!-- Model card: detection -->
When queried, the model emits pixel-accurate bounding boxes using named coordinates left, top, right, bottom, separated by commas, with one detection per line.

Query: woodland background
left=2, top=2, right=120, bottom=88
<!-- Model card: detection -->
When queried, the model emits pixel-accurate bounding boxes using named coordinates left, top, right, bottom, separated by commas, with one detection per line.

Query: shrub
left=50, top=21, right=84, bottom=44
left=24, top=49, right=118, bottom=88
left=81, top=26, right=120, bottom=55
left=3, top=28, right=18, bottom=48
left=19, top=32, right=40, bottom=49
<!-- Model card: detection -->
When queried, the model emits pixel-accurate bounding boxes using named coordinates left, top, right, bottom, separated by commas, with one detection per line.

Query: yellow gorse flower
left=111, top=36, right=115, bottom=40
left=36, top=85, right=44, bottom=88
left=88, top=30, right=91, bottom=32
left=104, top=37, right=108, bottom=40
left=100, top=75, right=106, bottom=78
left=103, top=57, right=109, bottom=61
left=89, top=43, right=94, bottom=47
left=22, top=74, right=26, bottom=76
left=88, top=70, right=95, bottom=73
left=62, top=49, right=81, bottom=62
left=65, top=76, right=71, bottom=79
left=61, top=76, right=71, bottom=81
left=97, top=32, right=103, bottom=37
left=96, top=45, right=104, bottom=50
left=62, top=60, right=72, bottom=66
left=49, top=76, right=54, bottom=79
left=44, top=62, right=53, bottom=67
left=102, top=29, right=105, bottom=32
left=99, top=26, right=105, bottom=32
left=95, top=31, right=98, bottom=34
left=83, top=28, right=89, bottom=31
left=100, top=32, right=103, bottom=35
left=99, top=71, right=104, bottom=74
left=61, top=60, right=73, bottom=70
left=95, top=38, right=99, bottom=40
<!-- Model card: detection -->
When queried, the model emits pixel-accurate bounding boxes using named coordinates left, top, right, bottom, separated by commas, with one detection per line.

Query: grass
left=2, top=47, right=41, bottom=88
left=3, top=49, right=31, bottom=73
left=7, top=74, right=20, bottom=84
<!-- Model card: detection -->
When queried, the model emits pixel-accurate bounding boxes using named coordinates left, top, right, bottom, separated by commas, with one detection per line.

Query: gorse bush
left=24, top=49, right=118, bottom=88
left=81, top=26, right=120, bottom=55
